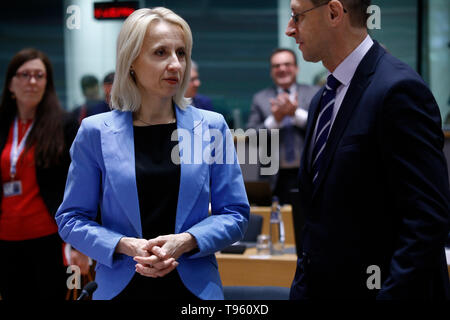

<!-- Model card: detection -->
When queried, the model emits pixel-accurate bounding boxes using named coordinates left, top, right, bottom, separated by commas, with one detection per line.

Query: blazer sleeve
left=55, top=120, right=124, bottom=268
left=377, top=79, right=450, bottom=299
left=184, top=114, right=250, bottom=258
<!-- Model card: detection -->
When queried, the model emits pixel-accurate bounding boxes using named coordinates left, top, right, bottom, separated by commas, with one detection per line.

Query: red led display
left=94, top=1, right=139, bottom=20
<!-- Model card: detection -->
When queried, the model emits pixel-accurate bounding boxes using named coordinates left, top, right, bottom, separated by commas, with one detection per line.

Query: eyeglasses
left=290, top=1, right=347, bottom=24
left=14, top=71, right=47, bottom=82
left=271, top=62, right=296, bottom=69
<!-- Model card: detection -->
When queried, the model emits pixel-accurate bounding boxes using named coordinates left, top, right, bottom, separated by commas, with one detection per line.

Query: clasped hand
left=116, top=233, right=197, bottom=278
left=270, top=92, right=298, bottom=123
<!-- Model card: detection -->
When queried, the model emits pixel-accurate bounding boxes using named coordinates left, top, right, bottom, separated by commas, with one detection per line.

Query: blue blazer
left=290, top=41, right=450, bottom=299
left=55, top=106, right=249, bottom=300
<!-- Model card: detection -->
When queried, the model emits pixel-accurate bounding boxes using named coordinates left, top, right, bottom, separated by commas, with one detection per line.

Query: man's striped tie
left=311, top=74, right=341, bottom=186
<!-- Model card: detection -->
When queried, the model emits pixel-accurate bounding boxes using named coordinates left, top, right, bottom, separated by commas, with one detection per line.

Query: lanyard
left=10, top=117, right=34, bottom=179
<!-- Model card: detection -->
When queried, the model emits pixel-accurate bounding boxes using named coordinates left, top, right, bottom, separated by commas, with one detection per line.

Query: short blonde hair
left=111, top=7, right=193, bottom=111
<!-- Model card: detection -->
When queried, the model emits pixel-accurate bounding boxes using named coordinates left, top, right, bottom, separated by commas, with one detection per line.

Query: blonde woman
left=56, top=7, right=249, bottom=300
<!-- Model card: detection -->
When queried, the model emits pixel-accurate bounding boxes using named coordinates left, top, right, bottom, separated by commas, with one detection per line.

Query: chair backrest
left=244, top=181, right=272, bottom=206
left=223, top=286, right=290, bottom=300
left=242, top=214, right=263, bottom=242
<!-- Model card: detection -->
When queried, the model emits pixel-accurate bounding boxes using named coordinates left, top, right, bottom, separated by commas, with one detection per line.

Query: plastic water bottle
left=269, top=196, right=285, bottom=255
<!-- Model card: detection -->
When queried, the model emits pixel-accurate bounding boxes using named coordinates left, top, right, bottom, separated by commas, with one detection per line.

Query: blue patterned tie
left=311, top=74, right=341, bottom=186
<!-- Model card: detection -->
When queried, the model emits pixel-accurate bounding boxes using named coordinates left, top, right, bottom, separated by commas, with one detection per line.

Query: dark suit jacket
left=71, top=99, right=109, bottom=125
left=90, top=101, right=111, bottom=116
left=0, top=113, right=78, bottom=217
left=290, top=41, right=450, bottom=300
left=192, top=94, right=214, bottom=111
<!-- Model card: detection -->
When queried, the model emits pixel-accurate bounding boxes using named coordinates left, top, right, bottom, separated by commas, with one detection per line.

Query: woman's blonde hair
left=110, top=7, right=193, bottom=111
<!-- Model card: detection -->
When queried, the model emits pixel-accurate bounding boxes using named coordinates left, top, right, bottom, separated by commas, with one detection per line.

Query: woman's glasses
left=15, top=71, right=47, bottom=82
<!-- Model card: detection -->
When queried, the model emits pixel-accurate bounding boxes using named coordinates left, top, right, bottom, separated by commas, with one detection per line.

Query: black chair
left=220, top=214, right=263, bottom=253
left=244, top=181, right=272, bottom=206
left=242, top=214, right=263, bottom=242
left=223, top=286, right=290, bottom=300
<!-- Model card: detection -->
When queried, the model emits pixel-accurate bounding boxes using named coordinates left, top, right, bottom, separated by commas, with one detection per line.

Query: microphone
left=77, top=281, right=98, bottom=300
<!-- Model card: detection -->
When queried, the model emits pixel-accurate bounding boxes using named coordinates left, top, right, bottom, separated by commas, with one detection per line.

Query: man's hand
left=284, top=92, right=298, bottom=116
left=270, top=92, right=298, bottom=122
left=270, top=101, right=285, bottom=123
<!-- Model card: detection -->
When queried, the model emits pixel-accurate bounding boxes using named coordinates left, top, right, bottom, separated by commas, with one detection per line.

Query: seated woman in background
left=55, top=7, right=249, bottom=300
left=0, top=48, right=78, bottom=300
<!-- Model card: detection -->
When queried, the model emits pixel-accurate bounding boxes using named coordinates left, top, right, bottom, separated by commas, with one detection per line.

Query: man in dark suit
left=90, top=72, right=114, bottom=117
left=70, top=74, right=102, bottom=124
left=72, top=72, right=114, bottom=125
left=246, top=48, right=319, bottom=204
left=286, top=0, right=450, bottom=299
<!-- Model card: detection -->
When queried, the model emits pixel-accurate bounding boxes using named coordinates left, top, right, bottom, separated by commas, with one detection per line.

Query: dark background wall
left=0, top=0, right=445, bottom=130
left=0, top=0, right=278, bottom=127
left=0, top=0, right=66, bottom=107
left=145, top=0, right=278, bottom=127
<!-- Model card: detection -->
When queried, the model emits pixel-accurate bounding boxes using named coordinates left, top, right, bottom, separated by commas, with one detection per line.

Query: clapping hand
left=270, top=92, right=298, bottom=123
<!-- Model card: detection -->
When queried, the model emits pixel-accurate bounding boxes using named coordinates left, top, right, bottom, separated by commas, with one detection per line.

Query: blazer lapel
left=101, top=110, right=142, bottom=237
left=297, top=88, right=324, bottom=193
left=174, top=106, right=208, bottom=233
left=312, top=42, right=385, bottom=199
left=302, top=87, right=325, bottom=171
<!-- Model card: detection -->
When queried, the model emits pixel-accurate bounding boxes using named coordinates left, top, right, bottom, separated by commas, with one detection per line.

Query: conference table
left=215, top=205, right=298, bottom=287
left=216, top=206, right=450, bottom=287
left=216, top=246, right=297, bottom=287
left=249, top=205, right=296, bottom=245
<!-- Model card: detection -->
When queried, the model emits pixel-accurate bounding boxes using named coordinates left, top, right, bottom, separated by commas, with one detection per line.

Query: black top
left=134, top=123, right=180, bottom=240
left=114, top=122, right=198, bottom=300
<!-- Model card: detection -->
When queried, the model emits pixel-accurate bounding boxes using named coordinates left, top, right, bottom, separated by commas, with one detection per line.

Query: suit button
left=302, top=252, right=311, bottom=264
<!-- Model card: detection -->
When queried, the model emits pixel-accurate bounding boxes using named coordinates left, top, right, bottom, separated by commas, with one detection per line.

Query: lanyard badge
left=3, top=117, right=33, bottom=197
left=3, top=181, right=22, bottom=197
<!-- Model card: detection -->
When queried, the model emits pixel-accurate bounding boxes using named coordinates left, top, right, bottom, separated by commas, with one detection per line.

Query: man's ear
left=328, top=0, right=345, bottom=24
